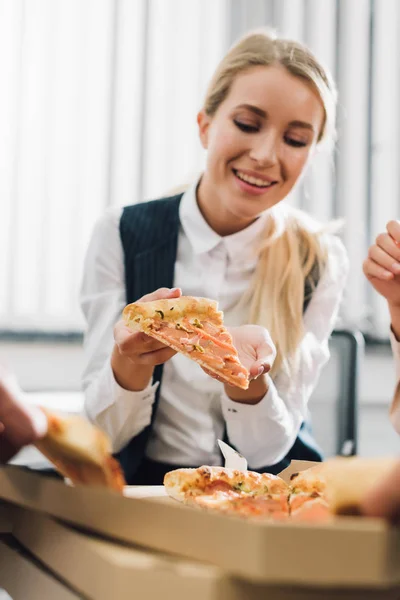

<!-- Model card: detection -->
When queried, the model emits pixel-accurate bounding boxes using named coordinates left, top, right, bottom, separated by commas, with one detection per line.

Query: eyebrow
left=235, top=104, right=316, bottom=133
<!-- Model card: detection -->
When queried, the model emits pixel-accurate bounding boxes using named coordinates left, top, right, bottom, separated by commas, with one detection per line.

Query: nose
left=249, top=130, right=278, bottom=167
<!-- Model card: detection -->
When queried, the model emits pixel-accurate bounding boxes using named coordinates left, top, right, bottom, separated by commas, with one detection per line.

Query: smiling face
left=197, top=64, right=325, bottom=235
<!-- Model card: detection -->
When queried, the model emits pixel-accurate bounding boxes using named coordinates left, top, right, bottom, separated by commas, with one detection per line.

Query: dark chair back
left=308, top=329, right=365, bottom=457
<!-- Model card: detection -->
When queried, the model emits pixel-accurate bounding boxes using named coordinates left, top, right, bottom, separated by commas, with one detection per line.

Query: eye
left=284, top=135, right=308, bottom=148
left=233, top=119, right=259, bottom=133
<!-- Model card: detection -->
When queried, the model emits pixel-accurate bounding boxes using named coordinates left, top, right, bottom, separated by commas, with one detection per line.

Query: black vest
left=116, top=194, right=322, bottom=484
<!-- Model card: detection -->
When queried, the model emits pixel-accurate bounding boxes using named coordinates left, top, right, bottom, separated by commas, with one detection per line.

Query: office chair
left=308, top=329, right=365, bottom=457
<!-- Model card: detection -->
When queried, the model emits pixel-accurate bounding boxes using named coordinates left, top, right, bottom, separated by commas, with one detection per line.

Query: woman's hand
left=363, top=221, right=400, bottom=338
left=202, top=324, right=276, bottom=405
left=111, top=287, right=182, bottom=391
left=0, top=366, right=48, bottom=463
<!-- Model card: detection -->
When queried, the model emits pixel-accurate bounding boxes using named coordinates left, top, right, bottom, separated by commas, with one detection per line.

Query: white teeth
left=235, top=170, right=274, bottom=188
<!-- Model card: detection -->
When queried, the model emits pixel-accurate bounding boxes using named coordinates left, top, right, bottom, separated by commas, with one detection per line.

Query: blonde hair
left=203, top=29, right=337, bottom=378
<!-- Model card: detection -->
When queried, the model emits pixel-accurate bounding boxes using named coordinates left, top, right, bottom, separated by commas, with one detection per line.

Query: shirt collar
left=179, top=180, right=221, bottom=255
left=179, top=178, right=269, bottom=262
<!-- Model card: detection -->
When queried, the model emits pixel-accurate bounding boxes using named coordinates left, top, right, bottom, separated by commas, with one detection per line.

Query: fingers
left=367, top=232, right=400, bottom=275
left=139, top=287, right=182, bottom=303
left=369, top=244, right=400, bottom=275
left=364, top=225, right=400, bottom=282
left=114, top=323, right=166, bottom=354
left=249, top=362, right=271, bottom=380
left=250, top=339, right=276, bottom=380
left=363, top=257, right=394, bottom=282
left=386, top=220, right=400, bottom=245
left=136, top=346, right=177, bottom=366
left=113, top=287, right=182, bottom=369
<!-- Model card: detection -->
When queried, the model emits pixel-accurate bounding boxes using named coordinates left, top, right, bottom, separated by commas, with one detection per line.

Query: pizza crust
left=290, top=457, right=398, bottom=515
left=164, top=465, right=289, bottom=501
left=34, top=408, right=126, bottom=492
left=123, top=296, right=222, bottom=325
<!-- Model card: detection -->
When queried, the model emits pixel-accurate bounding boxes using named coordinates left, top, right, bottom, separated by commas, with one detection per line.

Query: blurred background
left=0, top=0, right=399, bottom=458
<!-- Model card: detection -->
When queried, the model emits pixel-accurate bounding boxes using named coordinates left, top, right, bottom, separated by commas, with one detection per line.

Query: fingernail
left=253, top=366, right=264, bottom=379
left=393, top=263, right=400, bottom=273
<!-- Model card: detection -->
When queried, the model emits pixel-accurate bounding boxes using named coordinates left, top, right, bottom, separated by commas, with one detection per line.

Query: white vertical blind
left=335, top=0, right=371, bottom=327
left=302, top=0, right=337, bottom=223
left=142, top=0, right=228, bottom=199
left=272, top=0, right=305, bottom=209
left=0, top=0, right=228, bottom=331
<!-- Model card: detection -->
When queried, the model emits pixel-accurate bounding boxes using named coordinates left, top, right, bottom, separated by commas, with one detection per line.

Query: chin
left=229, top=203, right=265, bottom=222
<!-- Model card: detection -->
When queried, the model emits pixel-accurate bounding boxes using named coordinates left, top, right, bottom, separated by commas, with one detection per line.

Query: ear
left=197, top=109, right=211, bottom=149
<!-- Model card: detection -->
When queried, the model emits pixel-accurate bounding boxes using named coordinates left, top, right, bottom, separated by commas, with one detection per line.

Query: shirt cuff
left=220, top=377, right=284, bottom=422
left=390, top=328, right=400, bottom=382
left=84, top=360, right=158, bottom=452
left=219, top=377, right=297, bottom=469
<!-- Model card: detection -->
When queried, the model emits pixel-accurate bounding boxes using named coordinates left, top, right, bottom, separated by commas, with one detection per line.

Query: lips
left=232, top=168, right=278, bottom=192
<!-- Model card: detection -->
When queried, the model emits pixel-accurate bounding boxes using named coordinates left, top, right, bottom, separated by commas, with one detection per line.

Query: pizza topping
left=175, top=322, right=193, bottom=333
left=155, top=310, right=164, bottom=319
left=192, top=344, right=205, bottom=353
left=192, top=318, right=204, bottom=328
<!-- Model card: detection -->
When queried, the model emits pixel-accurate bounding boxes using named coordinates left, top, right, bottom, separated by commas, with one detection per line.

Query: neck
left=196, top=175, right=256, bottom=236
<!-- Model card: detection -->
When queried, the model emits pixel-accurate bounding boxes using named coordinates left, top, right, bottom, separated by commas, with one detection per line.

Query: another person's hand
left=111, top=287, right=182, bottom=391
left=203, top=324, right=276, bottom=404
left=361, top=461, right=400, bottom=523
left=363, top=221, right=400, bottom=338
left=0, top=366, right=48, bottom=463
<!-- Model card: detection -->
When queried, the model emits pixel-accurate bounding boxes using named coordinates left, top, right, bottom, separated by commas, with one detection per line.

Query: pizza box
left=8, top=505, right=236, bottom=600
left=0, top=500, right=16, bottom=533
left=0, top=537, right=80, bottom=599
left=0, top=462, right=400, bottom=593
left=4, top=503, right=400, bottom=600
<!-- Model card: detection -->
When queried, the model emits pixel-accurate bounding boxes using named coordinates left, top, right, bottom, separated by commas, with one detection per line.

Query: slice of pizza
left=34, top=408, right=126, bottom=493
left=307, top=456, right=398, bottom=516
left=288, top=465, right=332, bottom=522
left=123, top=296, right=250, bottom=389
left=164, top=465, right=290, bottom=519
left=288, top=457, right=398, bottom=520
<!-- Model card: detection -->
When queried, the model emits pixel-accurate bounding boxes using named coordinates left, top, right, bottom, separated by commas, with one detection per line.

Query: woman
left=81, top=30, right=348, bottom=484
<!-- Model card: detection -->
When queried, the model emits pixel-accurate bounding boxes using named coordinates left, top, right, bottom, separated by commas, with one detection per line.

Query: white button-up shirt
left=81, top=182, right=349, bottom=468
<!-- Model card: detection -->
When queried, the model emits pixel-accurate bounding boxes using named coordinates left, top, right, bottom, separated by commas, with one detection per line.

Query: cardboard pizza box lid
left=10, top=506, right=236, bottom=600
left=0, top=463, right=400, bottom=590
left=5, top=503, right=400, bottom=600
left=5, top=502, right=400, bottom=600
